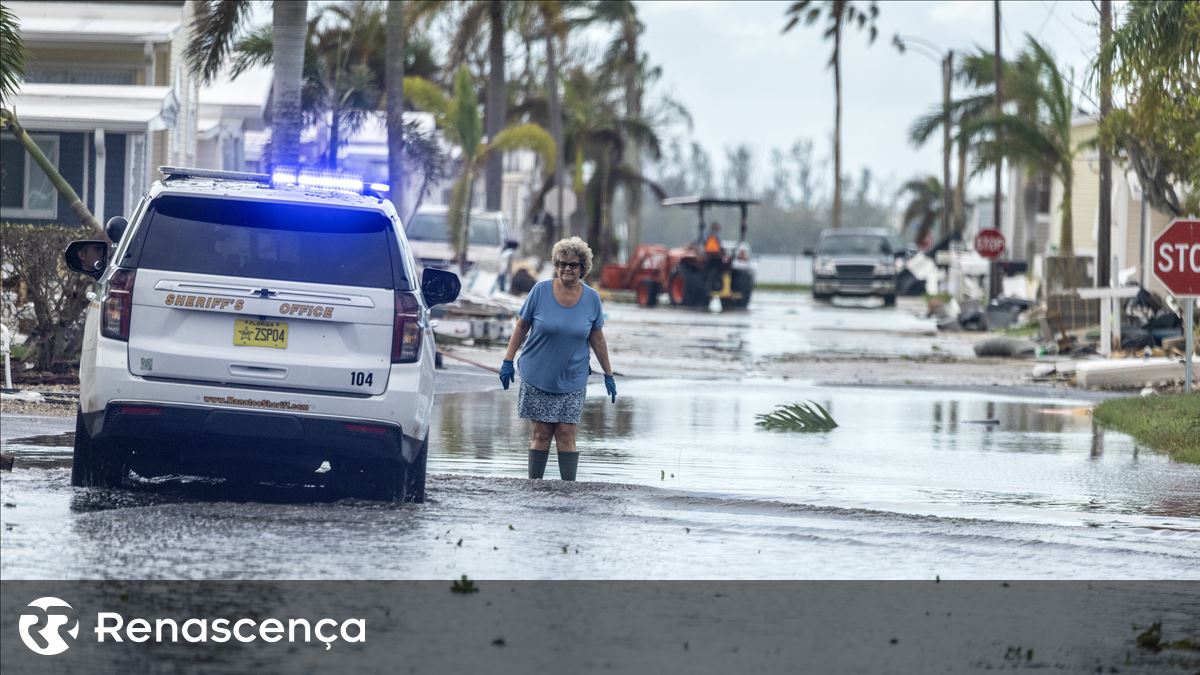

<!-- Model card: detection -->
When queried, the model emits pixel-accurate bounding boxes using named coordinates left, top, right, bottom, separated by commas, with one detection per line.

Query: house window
left=0, top=135, right=59, bottom=219
left=1036, top=172, right=1052, bottom=215
left=25, top=67, right=136, bottom=85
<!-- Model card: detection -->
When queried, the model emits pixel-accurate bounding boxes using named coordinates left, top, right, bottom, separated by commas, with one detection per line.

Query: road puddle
left=431, top=379, right=1200, bottom=525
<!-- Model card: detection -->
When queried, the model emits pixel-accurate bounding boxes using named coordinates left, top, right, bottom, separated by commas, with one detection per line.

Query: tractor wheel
left=636, top=280, right=661, bottom=307
left=669, top=266, right=706, bottom=306
left=726, top=271, right=754, bottom=309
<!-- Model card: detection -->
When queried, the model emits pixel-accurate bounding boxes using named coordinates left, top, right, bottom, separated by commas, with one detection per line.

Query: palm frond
left=608, top=164, right=667, bottom=200
left=186, top=0, right=253, bottom=84
left=755, top=401, right=838, bottom=432
left=229, top=24, right=274, bottom=78
left=449, top=66, right=483, bottom=155
left=403, top=76, right=450, bottom=116
left=0, top=4, right=28, bottom=106
left=448, top=1, right=490, bottom=70
left=482, top=123, right=556, bottom=171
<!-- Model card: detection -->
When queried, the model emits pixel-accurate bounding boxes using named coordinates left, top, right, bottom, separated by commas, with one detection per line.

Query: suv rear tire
left=71, top=409, right=127, bottom=488
left=404, top=436, right=428, bottom=503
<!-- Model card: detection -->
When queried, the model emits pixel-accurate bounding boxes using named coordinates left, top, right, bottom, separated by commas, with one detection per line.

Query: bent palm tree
left=187, top=0, right=308, bottom=169
left=783, top=0, right=880, bottom=230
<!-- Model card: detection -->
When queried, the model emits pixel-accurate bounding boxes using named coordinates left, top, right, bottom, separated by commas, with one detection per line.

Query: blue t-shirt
left=517, top=280, right=605, bottom=393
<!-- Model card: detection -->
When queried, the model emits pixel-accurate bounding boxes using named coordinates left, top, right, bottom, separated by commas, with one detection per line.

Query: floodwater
left=2, top=378, right=1198, bottom=580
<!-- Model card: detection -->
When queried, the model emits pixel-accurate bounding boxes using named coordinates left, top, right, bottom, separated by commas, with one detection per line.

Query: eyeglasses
left=555, top=261, right=581, bottom=270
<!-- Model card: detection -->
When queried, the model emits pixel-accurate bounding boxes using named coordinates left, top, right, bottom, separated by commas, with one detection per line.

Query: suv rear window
left=137, top=196, right=395, bottom=288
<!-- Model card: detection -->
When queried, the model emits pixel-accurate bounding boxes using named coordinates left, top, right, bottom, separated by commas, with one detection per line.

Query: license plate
left=233, top=319, right=288, bottom=349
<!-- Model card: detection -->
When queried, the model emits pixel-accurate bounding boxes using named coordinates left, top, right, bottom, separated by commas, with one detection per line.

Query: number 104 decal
left=350, top=371, right=374, bottom=386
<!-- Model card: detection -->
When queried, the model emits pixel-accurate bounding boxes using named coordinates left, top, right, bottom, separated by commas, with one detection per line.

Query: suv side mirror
left=504, top=238, right=519, bottom=251
left=803, top=248, right=815, bottom=257
left=105, top=216, right=128, bottom=243
left=421, top=267, right=461, bottom=307
left=64, top=240, right=109, bottom=280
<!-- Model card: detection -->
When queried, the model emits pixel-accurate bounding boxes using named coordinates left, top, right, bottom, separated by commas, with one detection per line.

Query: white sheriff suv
left=63, top=167, right=461, bottom=502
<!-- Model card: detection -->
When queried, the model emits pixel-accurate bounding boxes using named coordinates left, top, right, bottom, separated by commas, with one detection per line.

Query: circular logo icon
left=18, top=597, right=80, bottom=656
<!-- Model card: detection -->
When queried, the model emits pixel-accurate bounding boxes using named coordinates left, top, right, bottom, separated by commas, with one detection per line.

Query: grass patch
left=1093, top=394, right=1200, bottom=463
left=756, top=283, right=812, bottom=292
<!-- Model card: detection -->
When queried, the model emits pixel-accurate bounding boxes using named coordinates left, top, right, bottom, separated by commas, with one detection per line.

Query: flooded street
left=2, top=293, right=1198, bottom=580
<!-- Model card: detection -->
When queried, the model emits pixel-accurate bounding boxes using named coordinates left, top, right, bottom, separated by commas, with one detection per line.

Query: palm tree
left=0, top=4, right=27, bottom=107
left=230, top=3, right=383, bottom=170
left=433, top=1, right=510, bottom=213
left=537, top=1, right=569, bottom=245
left=405, top=68, right=556, bottom=268
left=965, top=36, right=1079, bottom=254
left=187, top=1, right=308, bottom=169
left=898, top=176, right=943, bottom=248
left=783, top=0, right=880, bottom=230
left=561, top=65, right=665, bottom=266
left=591, top=0, right=647, bottom=249
left=386, top=0, right=406, bottom=221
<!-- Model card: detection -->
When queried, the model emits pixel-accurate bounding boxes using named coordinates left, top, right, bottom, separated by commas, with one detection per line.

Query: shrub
left=0, top=222, right=95, bottom=372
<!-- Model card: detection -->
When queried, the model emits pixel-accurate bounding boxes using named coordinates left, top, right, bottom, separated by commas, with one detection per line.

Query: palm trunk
left=545, top=30, right=564, bottom=250
left=954, top=136, right=967, bottom=233
left=484, top=0, right=505, bottom=212
left=624, top=38, right=642, bottom=255
left=327, top=109, right=340, bottom=169
left=831, top=21, right=842, bottom=230
left=270, top=0, right=307, bottom=169
left=386, top=0, right=406, bottom=221
left=1059, top=165, right=1073, bottom=255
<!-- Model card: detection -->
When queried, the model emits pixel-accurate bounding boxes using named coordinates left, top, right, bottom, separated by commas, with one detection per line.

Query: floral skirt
left=518, top=381, right=586, bottom=424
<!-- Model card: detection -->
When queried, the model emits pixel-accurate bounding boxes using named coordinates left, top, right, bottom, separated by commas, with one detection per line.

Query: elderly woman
left=499, top=237, right=617, bottom=481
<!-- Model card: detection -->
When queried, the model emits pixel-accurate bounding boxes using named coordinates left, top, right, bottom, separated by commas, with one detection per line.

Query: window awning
left=5, top=83, right=177, bottom=133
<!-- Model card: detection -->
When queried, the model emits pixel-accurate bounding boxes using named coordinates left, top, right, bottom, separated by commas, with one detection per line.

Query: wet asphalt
left=1, top=293, right=1197, bottom=581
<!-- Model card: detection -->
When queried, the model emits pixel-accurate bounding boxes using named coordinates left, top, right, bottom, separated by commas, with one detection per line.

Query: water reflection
left=428, top=380, right=1200, bottom=525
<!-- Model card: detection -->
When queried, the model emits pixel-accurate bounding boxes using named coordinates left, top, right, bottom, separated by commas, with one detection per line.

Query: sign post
left=1151, top=218, right=1199, bottom=393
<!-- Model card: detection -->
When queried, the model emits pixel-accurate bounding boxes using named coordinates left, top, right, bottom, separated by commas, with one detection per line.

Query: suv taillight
left=391, top=291, right=421, bottom=363
left=101, top=269, right=136, bottom=341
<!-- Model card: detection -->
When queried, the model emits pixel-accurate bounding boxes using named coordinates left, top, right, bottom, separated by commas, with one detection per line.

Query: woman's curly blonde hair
left=551, top=237, right=594, bottom=277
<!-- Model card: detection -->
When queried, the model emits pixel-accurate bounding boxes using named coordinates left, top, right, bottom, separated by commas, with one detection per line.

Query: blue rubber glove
left=499, top=360, right=515, bottom=390
left=604, top=374, right=617, bottom=403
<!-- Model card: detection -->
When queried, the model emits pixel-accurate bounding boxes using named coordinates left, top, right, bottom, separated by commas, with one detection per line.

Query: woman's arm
left=588, top=328, right=613, bottom=375
left=504, top=318, right=532, bottom=361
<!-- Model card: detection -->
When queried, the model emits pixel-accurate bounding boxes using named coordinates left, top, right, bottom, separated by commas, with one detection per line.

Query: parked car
left=62, top=167, right=461, bottom=502
left=404, top=205, right=518, bottom=290
left=808, top=228, right=903, bottom=306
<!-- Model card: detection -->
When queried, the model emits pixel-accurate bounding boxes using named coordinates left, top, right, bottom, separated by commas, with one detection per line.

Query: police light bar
left=271, top=168, right=369, bottom=193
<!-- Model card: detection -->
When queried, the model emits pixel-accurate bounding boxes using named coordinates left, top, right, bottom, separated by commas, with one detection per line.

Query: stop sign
left=974, top=228, right=1006, bottom=259
left=1152, top=218, right=1200, bottom=297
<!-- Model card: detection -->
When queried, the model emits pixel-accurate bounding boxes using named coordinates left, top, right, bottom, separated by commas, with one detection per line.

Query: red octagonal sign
left=1153, top=218, right=1200, bottom=297
left=974, top=228, right=1006, bottom=259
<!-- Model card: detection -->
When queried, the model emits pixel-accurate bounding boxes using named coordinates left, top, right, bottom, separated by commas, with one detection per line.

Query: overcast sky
left=211, top=1, right=1104, bottom=199
left=636, top=0, right=1104, bottom=198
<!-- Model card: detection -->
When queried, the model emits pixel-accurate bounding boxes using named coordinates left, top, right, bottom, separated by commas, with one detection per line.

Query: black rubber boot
left=528, top=450, right=549, bottom=479
left=557, top=451, right=579, bottom=481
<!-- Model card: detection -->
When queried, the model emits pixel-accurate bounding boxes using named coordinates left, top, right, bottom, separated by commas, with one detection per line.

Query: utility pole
left=1098, top=0, right=1113, bottom=287
left=990, top=0, right=1004, bottom=300
left=942, top=50, right=954, bottom=240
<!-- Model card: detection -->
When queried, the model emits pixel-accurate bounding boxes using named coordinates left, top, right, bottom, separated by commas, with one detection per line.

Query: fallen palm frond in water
left=755, top=401, right=838, bottom=432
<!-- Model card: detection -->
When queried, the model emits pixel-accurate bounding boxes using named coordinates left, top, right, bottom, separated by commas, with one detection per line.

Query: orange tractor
left=600, top=197, right=758, bottom=308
